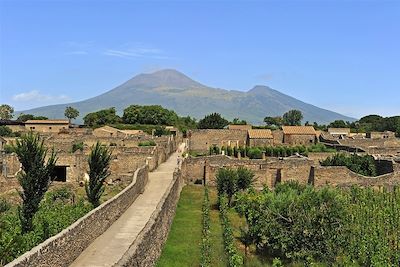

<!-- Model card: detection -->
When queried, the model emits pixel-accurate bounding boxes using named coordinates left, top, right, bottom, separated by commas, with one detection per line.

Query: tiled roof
left=25, top=120, right=69, bottom=124
left=328, top=128, right=351, bottom=134
left=282, top=126, right=316, bottom=135
left=248, top=129, right=273, bottom=139
left=228, top=124, right=252, bottom=130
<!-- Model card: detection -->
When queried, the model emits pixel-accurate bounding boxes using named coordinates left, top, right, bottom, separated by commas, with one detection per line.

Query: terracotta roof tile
left=228, top=124, right=252, bottom=130
left=282, top=126, right=316, bottom=135
left=248, top=129, right=273, bottom=139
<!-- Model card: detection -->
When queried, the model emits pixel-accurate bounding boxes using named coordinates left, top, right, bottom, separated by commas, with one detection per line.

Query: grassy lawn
left=209, top=188, right=227, bottom=266
left=157, top=185, right=204, bottom=267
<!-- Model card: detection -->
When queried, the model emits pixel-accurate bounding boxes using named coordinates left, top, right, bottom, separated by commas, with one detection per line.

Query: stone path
left=69, top=144, right=185, bottom=267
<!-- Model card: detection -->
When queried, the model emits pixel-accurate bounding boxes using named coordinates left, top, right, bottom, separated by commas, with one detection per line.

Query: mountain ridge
left=17, top=69, right=355, bottom=124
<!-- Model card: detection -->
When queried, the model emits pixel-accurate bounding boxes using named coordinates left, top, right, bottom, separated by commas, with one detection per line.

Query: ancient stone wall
left=284, top=134, right=316, bottom=146
left=189, top=129, right=247, bottom=153
left=115, top=168, right=184, bottom=267
left=6, top=165, right=149, bottom=267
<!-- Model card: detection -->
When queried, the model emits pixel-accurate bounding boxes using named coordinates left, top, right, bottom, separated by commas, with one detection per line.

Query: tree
left=198, top=113, right=229, bottom=129
left=232, top=118, right=247, bottom=125
left=83, top=107, right=121, bottom=126
left=264, top=116, right=283, bottom=127
left=216, top=168, right=238, bottom=205
left=122, top=105, right=178, bottom=125
left=328, top=120, right=347, bottom=128
left=0, top=104, right=14, bottom=120
left=12, top=132, right=57, bottom=233
left=237, top=167, right=255, bottom=191
left=17, top=113, right=48, bottom=122
left=282, top=110, right=303, bottom=126
left=86, top=142, right=111, bottom=207
left=64, top=106, right=79, bottom=123
left=0, top=126, right=13, bottom=137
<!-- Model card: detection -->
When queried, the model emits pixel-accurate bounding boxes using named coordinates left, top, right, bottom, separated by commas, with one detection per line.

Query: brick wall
left=189, top=129, right=247, bottom=153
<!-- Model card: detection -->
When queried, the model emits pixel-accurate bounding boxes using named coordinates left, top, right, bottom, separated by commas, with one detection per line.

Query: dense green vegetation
left=0, top=188, right=91, bottom=265
left=320, top=153, right=377, bottom=176
left=71, top=142, right=84, bottom=152
left=200, top=187, right=211, bottom=266
left=138, top=140, right=156, bottom=146
left=64, top=106, right=79, bottom=123
left=83, top=107, right=122, bottom=126
left=0, top=104, right=14, bottom=120
left=198, top=113, right=229, bottom=129
left=0, top=126, right=13, bottom=137
left=122, top=105, right=178, bottom=125
left=16, top=113, right=48, bottom=122
left=235, top=182, right=400, bottom=266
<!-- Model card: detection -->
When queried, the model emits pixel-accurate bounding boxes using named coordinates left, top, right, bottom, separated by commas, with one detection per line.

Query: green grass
left=156, top=185, right=204, bottom=267
left=209, top=189, right=227, bottom=266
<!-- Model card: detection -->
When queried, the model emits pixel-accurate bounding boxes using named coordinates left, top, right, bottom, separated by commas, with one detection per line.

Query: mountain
left=17, top=69, right=355, bottom=124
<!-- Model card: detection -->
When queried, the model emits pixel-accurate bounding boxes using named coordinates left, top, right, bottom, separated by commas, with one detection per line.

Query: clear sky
left=0, top=0, right=399, bottom=119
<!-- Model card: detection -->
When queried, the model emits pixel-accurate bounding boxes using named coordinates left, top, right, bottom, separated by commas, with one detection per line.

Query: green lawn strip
left=209, top=188, right=227, bottom=267
left=156, top=185, right=203, bottom=267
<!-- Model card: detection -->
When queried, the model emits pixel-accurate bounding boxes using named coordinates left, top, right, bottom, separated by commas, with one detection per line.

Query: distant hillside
left=17, top=69, right=355, bottom=124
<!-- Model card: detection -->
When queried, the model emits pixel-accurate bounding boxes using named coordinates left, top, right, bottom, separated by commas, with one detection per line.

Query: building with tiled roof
left=24, top=119, right=70, bottom=133
left=247, top=129, right=273, bottom=147
left=282, top=126, right=317, bottom=146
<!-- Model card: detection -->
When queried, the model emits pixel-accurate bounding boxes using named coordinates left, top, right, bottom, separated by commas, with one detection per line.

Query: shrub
left=46, top=187, right=73, bottom=203
left=71, top=142, right=84, bottom=153
left=0, top=198, right=10, bottom=213
left=320, top=153, right=377, bottom=176
left=3, top=144, right=14, bottom=154
left=216, top=168, right=238, bottom=205
left=227, top=146, right=233, bottom=156
left=247, top=147, right=262, bottom=159
left=0, top=126, right=13, bottom=137
left=138, top=140, right=156, bottom=146
left=236, top=167, right=255, bottom=191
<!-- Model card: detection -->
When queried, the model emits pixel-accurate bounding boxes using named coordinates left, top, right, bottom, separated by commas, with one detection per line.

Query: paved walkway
left=70, top=144, right=185, bottom=267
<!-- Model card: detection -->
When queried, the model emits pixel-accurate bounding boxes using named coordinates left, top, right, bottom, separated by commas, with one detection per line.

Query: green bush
left=0, top=126, right=13, bottom=137
left=0, top=198, right=10, bottom=213
left=138, top=140, right=156, bottom=146
left=71, top=142, right=84, bottom=153
left=247, top=148, right=262, bottom=159
left=200, top=187, right=211, bottom=267
left=320, top=153, right=377, bottom=176
left=3, top=144, right=14, bottom=154
left=216, top=168, right=238, bottom=205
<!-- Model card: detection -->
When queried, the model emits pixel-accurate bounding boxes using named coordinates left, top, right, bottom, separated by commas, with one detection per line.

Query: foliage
left=71, top=142, right=84, bottom=152
left=328, top=119, right=348, bottom=128
left=216, top=168, right=238, bottom=205
left=235, top=182, right=348, bottom=263
left=209, top=145, right=220, bottom=155
left=0, top=198, right=11, bottom=213
left=0, top=104, right=14, bottom=119
left=219, top=195, right=243, bottom=267
left=198, top=113, right=229, bottom=129
left=200, top=187, right=211, bottom=267
left=153, top=126, right=170, bottom=137
left=138, top=140, right=156, bottom=146
left=247, top=147, right=263, bottom=159
left=85, top=142, right=111, bottom=207
left=122, top=105, right=179, bottom=125
left=282, top=109, right=303, bottom=126
left=236, top=167, right=255, bottom=191
left=3, top=144, right=14, bottom=154
left=16, top=113, right=48, bottom=122
left=64, top=106, right=79, bottom=122
left=231, top=118, right=247, bottom=125
left=83, top=107, right=121, bottom=126
left=264, top=116, right=283, bottom=127
left=12, top=132, right=57, bottom=233
left=0, top=126, right=13, bottom=137
left=0, top=196, right=91, bottom=265
left=306, top=143, right=336, bottom=153
left=320, top=153, right=377, bottom=176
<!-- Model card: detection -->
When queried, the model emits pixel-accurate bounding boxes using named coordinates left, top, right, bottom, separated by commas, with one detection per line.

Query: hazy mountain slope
left=18, top=69, right=355, bottom=124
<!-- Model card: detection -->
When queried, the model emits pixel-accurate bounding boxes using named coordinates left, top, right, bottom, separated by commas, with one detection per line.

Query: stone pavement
left=69, top=143, right=185, bottom=267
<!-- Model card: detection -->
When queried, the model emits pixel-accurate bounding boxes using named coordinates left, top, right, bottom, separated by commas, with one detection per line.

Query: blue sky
left=0, top=0, right=399, bottom=119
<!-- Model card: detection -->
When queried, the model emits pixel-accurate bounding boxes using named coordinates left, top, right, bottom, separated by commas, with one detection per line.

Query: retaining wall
left=6, top=165, right=149, bottom=267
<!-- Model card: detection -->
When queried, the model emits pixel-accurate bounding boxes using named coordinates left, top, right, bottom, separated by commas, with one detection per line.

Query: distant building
left=24, top=120, right=70, bottom=133
left=366, top=131, right=396, bottom=139
left=93, top=125, right=143, bottom=138
left=247, top=129, right=273, bottom=147
left=228, top=124, right=252, bottom=131
left=282, top=126, right=317, bottom=145
left=328, top=128, right=351, bottom=138
left=0, top=119, right=25, bottom=132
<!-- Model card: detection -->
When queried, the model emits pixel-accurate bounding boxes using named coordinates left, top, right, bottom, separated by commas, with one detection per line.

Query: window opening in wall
left=53, top=166, right=67, bottom=182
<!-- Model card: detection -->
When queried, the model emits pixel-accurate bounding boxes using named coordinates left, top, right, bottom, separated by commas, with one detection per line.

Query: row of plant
left=210, top=144, right=334, bottom=159
left=200, top=187, right=211, bottom=267
left=138, top=140, right=157, bottom=146
left=218, top=195, right=243, bottom=267
left=0, top=132, right=112, bottom=265
left=320, top=153, right=377, bottom=176
left=234, top=181, right=400, bottom=266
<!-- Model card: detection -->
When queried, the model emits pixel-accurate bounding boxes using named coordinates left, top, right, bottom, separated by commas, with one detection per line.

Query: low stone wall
left=115, top=168, right=183, bottom=267
left=6, top=165, right=149, bottom=267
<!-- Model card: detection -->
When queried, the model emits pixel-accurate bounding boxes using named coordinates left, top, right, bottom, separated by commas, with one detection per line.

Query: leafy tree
left=122, top=105, right=178, bottom=125
left=12, top=132, right=57, bottom=233
left=17, top=113, right=48, bottom=122
left=232, top=118, right=247, bottom=125
left=86, top=142, right=111, bottom=207
left=64, top=106, right=79, bottom=123
left=328, top=120, right=347, bottom=128
left=264, top=116, right=283, bottom=127
left=236, top=167, right=255, bottom=191
left=0, top=104, right=14, bottom=120
left=198, top=113, right=229, bottom=129
left=83, top=107, right=121, bottom=126
left=0, top=126, right=13, bottom=137
left=216, top=168, right=238, bottom=205
left=282, top=109, right=303, bottom=126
